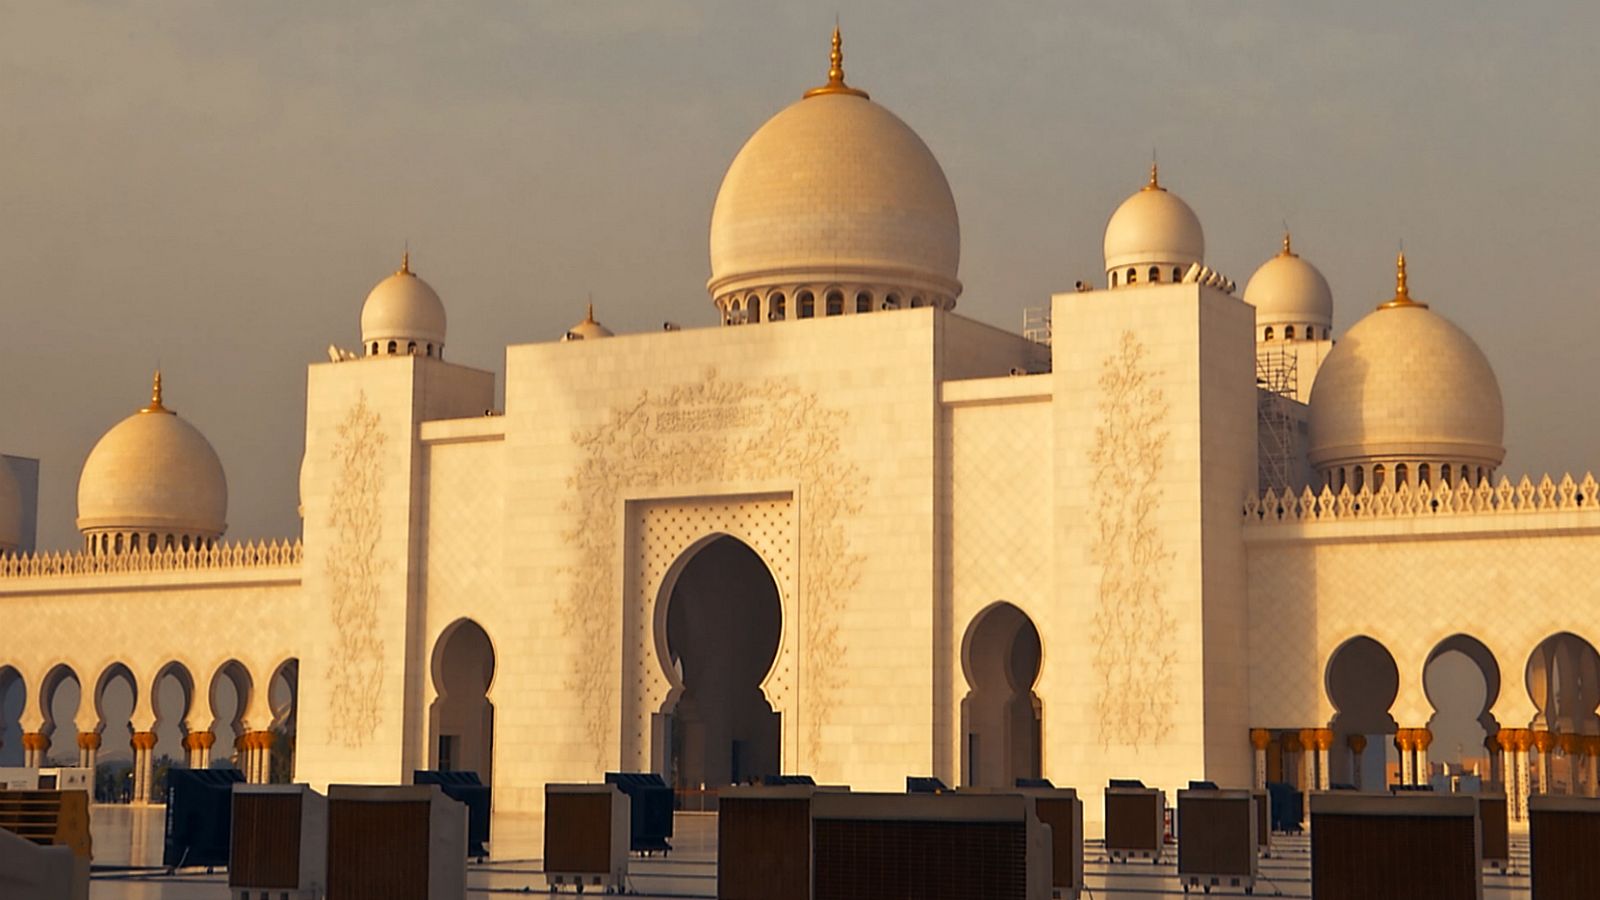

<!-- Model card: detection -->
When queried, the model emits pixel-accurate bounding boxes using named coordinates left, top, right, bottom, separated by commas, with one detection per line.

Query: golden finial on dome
left=1379, top=249, right=1428, bottom=309
left=1143, top=160, right=1165, bottom=192
left=1279, top=231, right=1295, bottom=257
left=585, top=296, right=596, bottom=323
left=140, top=369, right=173, bottom=414
left=398, top=248, right=412, bottom=276
left=803, top=24, right=870, bottom=100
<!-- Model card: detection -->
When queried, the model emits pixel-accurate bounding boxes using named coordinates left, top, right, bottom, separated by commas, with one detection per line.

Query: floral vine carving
left=325, top=393, right=387, bottom=747
left=562, top=370, right=865, bottom=768
left=1088, top=333, right=1177, bottom=748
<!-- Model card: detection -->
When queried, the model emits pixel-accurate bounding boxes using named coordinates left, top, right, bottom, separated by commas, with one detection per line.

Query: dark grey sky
left=4, top=2, right=1598, bottom=550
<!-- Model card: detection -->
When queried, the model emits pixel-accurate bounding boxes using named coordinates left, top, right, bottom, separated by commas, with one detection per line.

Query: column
left=77, top=732, right=101, bottom=772
left=1314, top=728, right=1334, bottom=790
left=183, top=731, right=215, bottom=770
left=242, top=731, right=276, bottom=784
left=1415, top=728, right=1434, bottom=787
left=1511, top=728, right=1533, bottom=821
left=1484, top=731, right=1501, bottom=786
left=1585, top=737, right=1600, bottom=799
left=1347, top=734, right=1368, bottom=791
left=130, top=732, right=157, bottom=804
left=1249, top=729, right=1271, bottom=790
left=1533, top=730, right=1556, bottom=795
left=21, top=732, right=49, bottom=768
left=1558, top=733, right=1581, bottom=794
left=1395, top=730, right=1414, bottom=786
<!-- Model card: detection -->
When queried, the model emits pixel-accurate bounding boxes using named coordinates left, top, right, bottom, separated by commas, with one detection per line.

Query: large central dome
left=707, top=29, right=961, bottom=321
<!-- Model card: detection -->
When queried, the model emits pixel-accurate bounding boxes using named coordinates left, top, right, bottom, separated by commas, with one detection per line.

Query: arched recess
left=960, top=602, right=1043, bottom=788
left=39, top=664, right=83, bottom=745
left=94, top=662, right=138, bottom=747
left=1325, top=636, right=1399, bottom=788
left=1526, top=633, right=1600, bottom=734
left=0, top=667, right=24, bottom=766
left=268, top=659, right=300, bottom=783
left=429, top=623, right=495, bottom=783
left=151, top=661, right=196, bottom=769
left=1423, top=635, right=1501, bottom=779
left=1526, top=633, right=1600, bottom=793
left=654, top=535, right=782, bottom=792
left=208, top=660, right=254, bottom=769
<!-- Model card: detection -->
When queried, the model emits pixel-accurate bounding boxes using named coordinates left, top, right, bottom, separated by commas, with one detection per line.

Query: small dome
left=0, top=457, right=21, bottom=553
left=1103, top=164, right=1205, bottom=282
left=563, top=303, right=614, bottom=341
left=1243, top=234, right=1333, bottom=330
left=708, top=29, right=961, bottom=309
left=77, top=373, right=228, bottom=541
left=1308, top=255, right=1504, bottom=476
left=361, top=253, right=446, bottom=354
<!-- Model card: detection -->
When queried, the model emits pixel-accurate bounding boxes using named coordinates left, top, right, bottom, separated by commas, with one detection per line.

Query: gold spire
left=803, top=24, right=870, bottom=99
left=1279, top=231, right=1296, bottom=257
left=397, top=249, right=412, bottom=276
left=1378, top=250, right=1428, bottom=309
left=140, top=370, right=173, bottom=414
left=1142, top=161, right=1165, bottom=192
left=585, top=298, right=596, bottom=323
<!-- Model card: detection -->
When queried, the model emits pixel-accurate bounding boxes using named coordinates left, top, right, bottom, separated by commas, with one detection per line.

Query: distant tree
left=151, top=755, right=177, bottom=803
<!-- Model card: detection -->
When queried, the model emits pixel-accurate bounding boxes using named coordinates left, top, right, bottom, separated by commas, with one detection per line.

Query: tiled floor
left=87, top=805, right=1535, bottom=898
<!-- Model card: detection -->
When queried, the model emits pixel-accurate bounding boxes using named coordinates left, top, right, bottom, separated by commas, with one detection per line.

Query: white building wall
left=1047, top=283, right=1256, bottom=826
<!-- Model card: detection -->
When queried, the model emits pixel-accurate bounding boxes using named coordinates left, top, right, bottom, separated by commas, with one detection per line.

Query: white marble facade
left=3, top=30, right=1597, bottom=838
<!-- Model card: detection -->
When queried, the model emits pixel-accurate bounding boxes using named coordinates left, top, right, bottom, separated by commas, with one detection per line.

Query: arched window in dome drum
left=1264, top=326, right=1275, bottom=341
left=1419, top=463, right=1432, bottom=487
left=797, top=291, right=815, bottom=319
left=1149, top=266, right=1160, bottom=283
left=1111, top=272, right=1119, bottom=287
left=748, top=296, right=761, bottom=323
left=114, top=534, right=123, bottom=555
left=147, top=533, right=156, bottom=553
left=1174, top=267, right=1183, bottom=282
left=1127, top=268, right=1138, bottom=285
left=1396, top=463, right=1409, bottom=488
left=826, top=291, right=843, bottom=316
left=371, top=342, right=379, bottom=355
left=1460, top=465, right=1470, bottom=486
left=408, top=341, right=417, bottom=354
left=387, top=340, right=397, bottom=354
left=165, top=534, right=175, bottom=551
left=856, top=292, right=871, bottom=313
left=910, top=296, right=925, bottom=308
left=1352, top=466, right=1365, bottom=492
left=768, top=293, right=785, bottom=321
left=1286, top=326, right=1296, bottom=340
left=426, top=344, right=434, bottom=357
left=1477, top=466, right=1486, bottom=484
left=1373, top=464, right=1387, bottom=492
left=883, top=294, right=901, bottom=310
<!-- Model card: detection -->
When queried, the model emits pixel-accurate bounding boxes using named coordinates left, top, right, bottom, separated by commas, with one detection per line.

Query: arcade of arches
left=1249, top=631, right=1600, bottom=823
left=0, top=658, right=298, bottom=802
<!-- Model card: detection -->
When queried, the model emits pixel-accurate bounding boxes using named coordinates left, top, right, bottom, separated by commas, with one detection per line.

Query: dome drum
left=715, top=278, right=954, bottom=324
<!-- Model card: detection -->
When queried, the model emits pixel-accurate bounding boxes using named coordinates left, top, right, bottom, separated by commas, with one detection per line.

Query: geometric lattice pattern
left=621, top=493, right=797, bottom=770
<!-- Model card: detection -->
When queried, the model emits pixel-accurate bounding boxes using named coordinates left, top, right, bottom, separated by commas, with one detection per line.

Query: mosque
left=1, top=29, right=1597, bottom=835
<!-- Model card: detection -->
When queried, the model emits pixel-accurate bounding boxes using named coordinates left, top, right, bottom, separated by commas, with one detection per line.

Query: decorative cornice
left=0, top=538, right=302, bottom=579
left=1246, top=473, right=1600, bottom=525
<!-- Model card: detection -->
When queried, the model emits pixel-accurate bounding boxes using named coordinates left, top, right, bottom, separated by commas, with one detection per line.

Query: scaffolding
left=1256, top=345, right=1299, bottom=494
left=1023, top=306, right=1052, bottom=346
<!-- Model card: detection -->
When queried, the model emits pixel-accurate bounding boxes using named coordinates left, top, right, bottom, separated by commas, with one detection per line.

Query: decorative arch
left=92, top=663, right=138, bottom=736
left=428, top=622, right=495, bottom=781
left=208, top=659, right=254, bottom=746
left=37, top=663, right=81, bottom=740
left=1423, top=634, right=1501, bottom=776
left=960, top=601, right=1043, bottom=788
left=1325, top=635, right=1399, bottom=787
left=267, top=658, right=300, bottom=783
left=151, top=661, right=197, bottom=734
left=1525, top=633, right=1600, bottom=734
left=653, top=533, right=783, bottom=789
left=0, top=666, right=24, bottom=766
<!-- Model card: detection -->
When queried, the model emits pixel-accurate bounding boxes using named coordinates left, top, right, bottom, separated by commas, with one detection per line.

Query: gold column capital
left=1249, top=728, right=1272, bottom=751
left=1347, top=734, right=1368, bottom=754
left=130, top=731, right=158, bottom=751
left=76, top=732, right=101, bottom=750
left=1414, top=728, right=1433, bottom=751
left=1532, top=730, right=1558, bottom=753
left=21, top=732, right=50, bottom=752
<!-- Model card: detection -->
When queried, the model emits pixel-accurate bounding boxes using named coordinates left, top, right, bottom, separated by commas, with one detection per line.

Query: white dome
left=0, top=457, right=21, bottom=552
left=77, top=374, right=228, bottom=540
left=1308, top=257, right=1504, bottom=475
left=1243, top=235, right=1333, bottom=330
left=708, top=33, right=960, bottom=309
left=361, top=254, right=446, bottom=353
left=1103, top=165, right=1205, bottom=280
left=563, top=304, right=614, bottom=341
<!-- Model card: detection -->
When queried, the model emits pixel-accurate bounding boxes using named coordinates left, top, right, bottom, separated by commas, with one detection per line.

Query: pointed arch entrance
left=428, top=620, right=495, bottom=782
left=961, top=602, right=1043, bottom=788
left=654, top=535, right=782, bottom=792
left=1325, top=636, right=1399, bottom=788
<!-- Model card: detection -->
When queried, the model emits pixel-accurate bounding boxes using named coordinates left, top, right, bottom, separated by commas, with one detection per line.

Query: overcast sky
left=3, top=1, right=1598, bottom=550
